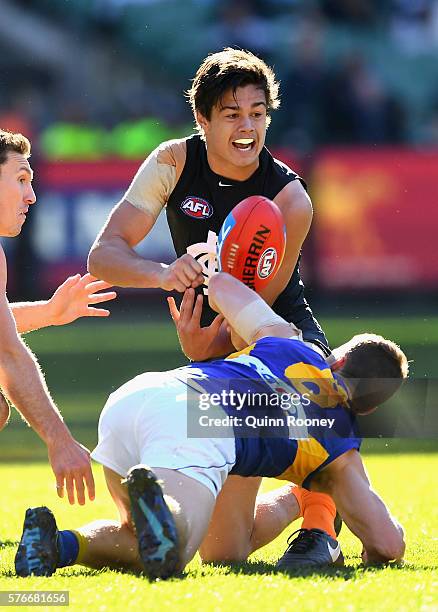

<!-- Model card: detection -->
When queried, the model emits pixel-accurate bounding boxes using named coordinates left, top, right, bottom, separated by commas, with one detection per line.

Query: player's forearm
left=11, top=300, right=54, bottom=333
left=88, top=238, right=165, bottom=288
left=0, top=342, right=72, bottom=445
left=326, top=455, right=405, bottom=563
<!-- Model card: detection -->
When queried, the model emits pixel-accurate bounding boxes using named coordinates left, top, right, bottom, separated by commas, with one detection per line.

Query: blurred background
left=0, top=0, right=437, bottom=459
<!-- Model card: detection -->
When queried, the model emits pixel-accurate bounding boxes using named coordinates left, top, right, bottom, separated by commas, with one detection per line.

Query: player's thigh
left=104, top=466, right=132, bottom=528
left=199, top=475, right=262, bottom=562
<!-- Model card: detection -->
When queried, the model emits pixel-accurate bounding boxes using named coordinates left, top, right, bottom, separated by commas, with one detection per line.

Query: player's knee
left=0, top=393, right=10, bottom=432
left=200, top=540, right=251, bottom=564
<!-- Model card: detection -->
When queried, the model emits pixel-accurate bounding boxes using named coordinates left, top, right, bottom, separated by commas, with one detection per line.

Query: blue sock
left=57, top=530, right=80, bottom=568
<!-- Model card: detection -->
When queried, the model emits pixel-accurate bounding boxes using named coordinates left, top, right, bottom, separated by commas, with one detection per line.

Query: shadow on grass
left=0, top=540, right=18, bottom=548
left=2, top=559, right=433, bottom=581
left=201, top=559, right=431, bottom=579
left=59, top=566, right=189, bottom=583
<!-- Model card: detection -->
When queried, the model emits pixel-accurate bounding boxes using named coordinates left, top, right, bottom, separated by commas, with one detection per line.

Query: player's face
left=197, top=84, right=268, bottom=180
left=0, top=152, right=36, bottom=237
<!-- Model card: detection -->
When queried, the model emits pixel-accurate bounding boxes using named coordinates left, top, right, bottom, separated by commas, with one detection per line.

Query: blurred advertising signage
left=32, top=151, right=300, bottom=290
left=33, top=160, right=175, bottom=286
left=311, top=149, right=438, bottom=289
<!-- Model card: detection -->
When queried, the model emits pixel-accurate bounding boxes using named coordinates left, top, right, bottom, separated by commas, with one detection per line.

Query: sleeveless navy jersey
left=166, top=135, right=328, bottom=351
left=178, top=337, right=361, bottom=489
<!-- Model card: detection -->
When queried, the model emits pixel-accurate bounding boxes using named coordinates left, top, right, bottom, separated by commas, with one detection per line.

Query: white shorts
left=91, top=371, right=236, bottom=497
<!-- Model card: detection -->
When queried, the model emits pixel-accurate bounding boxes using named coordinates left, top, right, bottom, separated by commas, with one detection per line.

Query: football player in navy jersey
left=15, top=273, right=407, bottom=579
left=87, top=48, right=340, bottom=568
left=88, top=47, right=325, bottom=359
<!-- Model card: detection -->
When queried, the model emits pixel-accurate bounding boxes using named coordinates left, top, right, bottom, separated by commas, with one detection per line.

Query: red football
left=217, top=196, right=286, bottom=292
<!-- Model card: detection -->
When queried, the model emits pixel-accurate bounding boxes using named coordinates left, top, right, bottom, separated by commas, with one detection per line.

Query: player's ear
left=330, top=355, right=347, bottom=371
left=196, top=110, right=209, bottom=133
left=358, top=406, right=377, bottom=416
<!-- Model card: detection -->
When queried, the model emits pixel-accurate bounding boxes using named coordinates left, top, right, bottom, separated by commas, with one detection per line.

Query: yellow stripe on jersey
left=227, top=344, right=256, bottom=360
left=276, top=438, right=329, bottom=485
left=284, top=362, right=349, bottom=408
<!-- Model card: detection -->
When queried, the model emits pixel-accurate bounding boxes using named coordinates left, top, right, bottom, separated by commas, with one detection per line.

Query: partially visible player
left=0, top=128, right=117, bottom=505
left=15, top=273, right=407, bottom=578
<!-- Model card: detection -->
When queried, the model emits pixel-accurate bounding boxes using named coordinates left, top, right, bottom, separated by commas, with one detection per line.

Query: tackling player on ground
left=15, top=272, right=407, bottom=578
left=87, top=47, right=341, bottom=566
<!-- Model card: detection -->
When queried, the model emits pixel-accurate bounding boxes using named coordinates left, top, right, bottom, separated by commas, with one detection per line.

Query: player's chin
left=230, top=145, right=259, bottom=165
left=9, top=223, right=23, bottom=237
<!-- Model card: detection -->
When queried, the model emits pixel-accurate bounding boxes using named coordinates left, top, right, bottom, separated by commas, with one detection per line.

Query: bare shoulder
left=274, top=179, right=313, bottom=220
left=156, top=137, right=188, bottom=181
left=157, top=137, right=188, bottom=163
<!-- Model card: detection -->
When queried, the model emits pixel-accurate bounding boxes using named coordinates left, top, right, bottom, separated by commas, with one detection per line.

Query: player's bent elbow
left=386, top=527, right=405, bottom=561
left=368, top=528, right=405, bottom=562
left=0, top=392, right=10, bottom=431
left=87, top=243, right=103, bottom=277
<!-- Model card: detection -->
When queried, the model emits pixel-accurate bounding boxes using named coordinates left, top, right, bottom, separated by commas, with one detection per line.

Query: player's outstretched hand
left=48, top=273, right=117, bottom=326
left=168, top=288, right=227, bottom=361
left=160, top=255, right=204, bottom=292
left=47, top=434, right=95, bottom=505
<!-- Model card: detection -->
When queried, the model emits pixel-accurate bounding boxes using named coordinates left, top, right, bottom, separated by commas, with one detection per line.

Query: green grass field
left=0, top=456, right=436, bottom=611
left=0, top=317, right=437, bottom=610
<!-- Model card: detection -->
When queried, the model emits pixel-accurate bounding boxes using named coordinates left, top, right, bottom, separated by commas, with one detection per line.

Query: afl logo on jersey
left=180, top=196, right=213, bottom=219
left=257, top=247, right=278, bottom=279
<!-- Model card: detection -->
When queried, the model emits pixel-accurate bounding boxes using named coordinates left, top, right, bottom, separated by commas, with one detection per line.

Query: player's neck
left=205, top=150, right=259, bottom=182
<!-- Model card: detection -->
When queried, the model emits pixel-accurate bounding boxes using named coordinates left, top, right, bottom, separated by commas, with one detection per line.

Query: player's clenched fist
left=159, top=254, right=204, bottom=292
left=47, top=434, right=95, bottom=506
